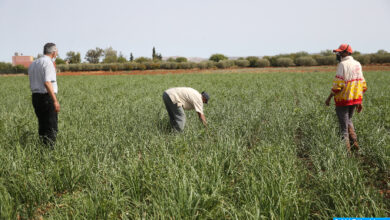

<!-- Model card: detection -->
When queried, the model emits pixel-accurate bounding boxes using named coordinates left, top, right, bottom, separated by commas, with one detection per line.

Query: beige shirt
left=336, top=56, right=364, bottom=81
left=165, top=87, right=204, bottom=114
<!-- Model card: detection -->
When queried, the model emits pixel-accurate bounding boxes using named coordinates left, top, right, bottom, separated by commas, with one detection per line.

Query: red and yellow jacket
left=331, top=56, right=367, bottom=106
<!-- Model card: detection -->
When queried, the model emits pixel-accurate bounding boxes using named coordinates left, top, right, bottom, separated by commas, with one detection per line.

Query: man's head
left=333, top=44, right=353, bottom=61
left=201, top=91, right=210, bottom=104
left=43, top=43, right=58, bottom=58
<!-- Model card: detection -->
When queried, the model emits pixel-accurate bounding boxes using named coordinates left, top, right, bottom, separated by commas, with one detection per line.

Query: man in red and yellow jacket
left=325, top=44, right=367, bottom=152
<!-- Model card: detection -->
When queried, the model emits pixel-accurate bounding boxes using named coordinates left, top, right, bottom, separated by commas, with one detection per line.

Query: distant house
left=12, top=56, right=33, bottom=68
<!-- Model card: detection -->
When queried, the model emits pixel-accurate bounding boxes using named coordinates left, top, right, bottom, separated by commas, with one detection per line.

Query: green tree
left=117, top=52, right=127, bottom=63
left=130, top=53, right=134, bottom=62
left=135, top=57, right=152, bottom=63
left=175, top=57, right=188, bottom=63
left=55, top=56, right=66, bottom=65
left=246, top=56, right=260, bottom=67
left=234, top=59, right=250, bottom=67
left=103, top=47, right=118, bottom=63
left=315, top=55, right=337, bottom=65
left=209, top=54, right=228, bottom=62
left=276, top=57, right=294, bottom=67
left=156, top=53, right=162, bottom=61
left=377, top=49, right=388, bottom=54
left=320, top=50, right=333, bottom=56
left=14, top=64, right=27, bottom=74
left=295, top=56, right=317, bottom=66
left=292, top=51, right=309, bottom=59
left=258, top=58, right=271, bottom=67
left=354, top=54, right=371, bottom=65
left=66, top=51, right=81, bottom=64
left=85, top=47, right=104, bottom=63
left=152, top=47, right=162, bottom=61
left=0, top=62, right=14, bottom=73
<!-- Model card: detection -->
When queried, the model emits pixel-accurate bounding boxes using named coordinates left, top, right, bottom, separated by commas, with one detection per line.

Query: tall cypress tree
left=130, top=53, right=134, bottom=62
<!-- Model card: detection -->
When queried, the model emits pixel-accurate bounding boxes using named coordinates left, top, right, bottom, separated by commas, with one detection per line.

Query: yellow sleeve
left=332, top=76, right=345, bottom=93
left=332, top=64, right=345, bottom=93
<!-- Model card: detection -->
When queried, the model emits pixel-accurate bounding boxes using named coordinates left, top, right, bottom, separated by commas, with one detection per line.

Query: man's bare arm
left=197, top=112, right=207, bottom=127
left=44, top=81, right=60, bottom=112
left=325, top=92, right=335, bottom=106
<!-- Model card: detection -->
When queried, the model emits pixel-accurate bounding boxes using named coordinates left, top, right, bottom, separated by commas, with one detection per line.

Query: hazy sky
left=0, top=0, right=389, bottom=62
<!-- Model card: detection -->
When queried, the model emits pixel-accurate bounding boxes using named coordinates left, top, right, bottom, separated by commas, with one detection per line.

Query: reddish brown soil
left=57, top=65, right=390, bottom=76
left=58, top=68, right=205, bottom=76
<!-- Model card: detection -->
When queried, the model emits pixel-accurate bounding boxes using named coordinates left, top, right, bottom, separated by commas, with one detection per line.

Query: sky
left=0, top=0, right=389, bottom=62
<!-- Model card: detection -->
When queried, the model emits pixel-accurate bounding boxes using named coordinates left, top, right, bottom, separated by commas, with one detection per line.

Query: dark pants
left=335, top=105, right=357, bottom=144
left=162, top=92, right=186, bottom=131
left=32, top=93, right=58, bottom=146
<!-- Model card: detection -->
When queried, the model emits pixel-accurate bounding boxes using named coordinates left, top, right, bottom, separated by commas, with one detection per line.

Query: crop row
left=0, top=71, right=389, bottom=218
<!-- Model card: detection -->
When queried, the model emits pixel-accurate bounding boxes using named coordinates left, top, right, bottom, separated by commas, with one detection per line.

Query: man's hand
left=357, top=104, right=363, bottom=113
left=325, top=97, right=331, bottom=106
left=325, top=92, right=334, bottom=106
left=197, top=112, right=207, bottom=128
left=54, top=100, right=60, bottom=113
left=44, top=81, right=60, bottom=113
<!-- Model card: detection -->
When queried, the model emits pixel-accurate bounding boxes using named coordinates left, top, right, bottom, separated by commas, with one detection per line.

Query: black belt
left=32, top=93, right=49, bottom=96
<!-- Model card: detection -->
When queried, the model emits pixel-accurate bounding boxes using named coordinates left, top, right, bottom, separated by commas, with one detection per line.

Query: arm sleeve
left=331, top=64, right=345, bottom=93
left=192, top=97, right=204, bottom=115
left=44, top=61, right=56, bottom=82
left=358, top=63, right=367, bottom=93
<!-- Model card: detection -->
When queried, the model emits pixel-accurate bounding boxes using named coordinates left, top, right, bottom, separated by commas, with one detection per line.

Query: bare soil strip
left=57, top=65, right=390, bottom=76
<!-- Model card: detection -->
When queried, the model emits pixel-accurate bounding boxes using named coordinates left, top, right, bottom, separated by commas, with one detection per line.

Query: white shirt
left=28, top=55, right=57, bottom=94
left=336, top=56, right=364, bottom=81
left=165, top=87, right=204, bottom=114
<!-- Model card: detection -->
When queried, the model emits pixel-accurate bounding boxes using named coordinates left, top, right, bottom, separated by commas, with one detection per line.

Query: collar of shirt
left=341, top=56, right=353, bottom=62
left=43, top=55, right=53, bottom=61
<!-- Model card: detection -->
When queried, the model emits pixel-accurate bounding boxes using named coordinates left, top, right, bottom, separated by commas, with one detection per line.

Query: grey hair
left=43, top=43, right=57, bottom=55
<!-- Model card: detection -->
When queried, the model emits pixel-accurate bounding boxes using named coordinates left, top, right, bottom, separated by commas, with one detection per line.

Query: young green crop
left=0, top=70, right=388, bottom=219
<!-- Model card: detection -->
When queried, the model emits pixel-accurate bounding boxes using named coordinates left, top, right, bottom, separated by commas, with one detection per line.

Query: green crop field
left=0, top=69, right=389, bottom=219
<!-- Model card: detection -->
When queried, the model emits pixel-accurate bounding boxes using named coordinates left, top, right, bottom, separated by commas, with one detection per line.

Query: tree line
left=54, top=46, right=163, bottom=65
left=56, top=49, right=390, bottom=72
left=1, top=48, right=389, bottom=74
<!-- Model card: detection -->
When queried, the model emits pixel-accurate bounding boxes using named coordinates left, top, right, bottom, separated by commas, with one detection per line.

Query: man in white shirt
left=163, top=87, right=209, bottom=131
left=29, top=43, right=60, bottom=146
left=325, top=44, right=367, bottom=152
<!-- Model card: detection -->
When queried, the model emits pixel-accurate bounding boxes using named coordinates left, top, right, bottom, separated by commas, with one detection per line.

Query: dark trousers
left=162, top=92, right=186, bottom=131
left=335, top=105, right=357, bottom=143
left=32, top=93, right=58, bottom=146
